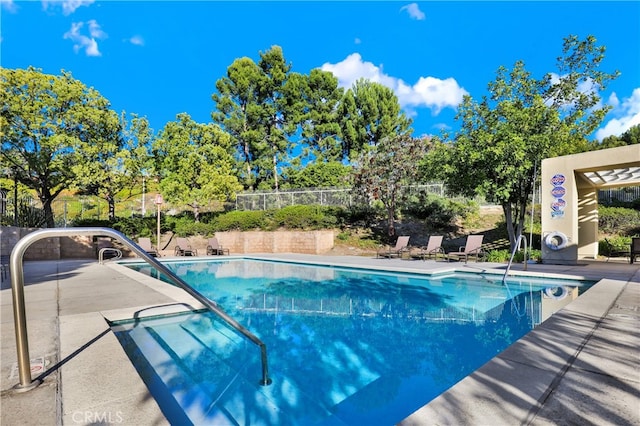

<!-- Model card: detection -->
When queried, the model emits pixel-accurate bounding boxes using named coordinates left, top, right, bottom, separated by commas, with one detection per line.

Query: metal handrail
left=501, top=234, right=528, bottom=286
left=98, top=247, right=123, bottom=264
left=9, top=227, right=272, bottom=392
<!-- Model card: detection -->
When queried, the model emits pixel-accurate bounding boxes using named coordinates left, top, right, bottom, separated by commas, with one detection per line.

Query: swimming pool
left=114, top=259, right=594, bottom=425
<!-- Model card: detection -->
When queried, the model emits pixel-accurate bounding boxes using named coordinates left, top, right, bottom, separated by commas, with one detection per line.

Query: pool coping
left=399, top=276, right=636, bottom=425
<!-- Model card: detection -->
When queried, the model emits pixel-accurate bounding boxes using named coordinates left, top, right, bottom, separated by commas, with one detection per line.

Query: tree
left=72, top=112, right=151, bottom=220
left=212, top=56, right=264, bottom=189
left=152, top=113, right=242, bottom=221
left=286, top=69, right=344, bottom=164
left=213, top=46, right=301, bottom=191
left=431, top=35, right=619, bottom=250
left=253, top=46, right=295, bottom=191
left=338, top=79, right=413, bottom=160
left=283, top=161, right=352, bottom=189
left=353, top=135, right=430, bottom=237
left=596, top=124, right=640, bottom=149
left=1, top=67, right=120, bottom=227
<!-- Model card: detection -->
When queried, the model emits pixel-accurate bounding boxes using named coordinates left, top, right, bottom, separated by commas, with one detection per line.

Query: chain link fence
left=0, top=191, right=151, bottom=227
left=2, top=185, right=635, bottom=227
left=234, top=184, right=447, bottom=211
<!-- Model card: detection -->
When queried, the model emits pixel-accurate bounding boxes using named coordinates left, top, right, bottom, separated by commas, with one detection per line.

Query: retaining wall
left=1, top=226, right=95, bottom=260
left=0, top=226, right=335, bottom=259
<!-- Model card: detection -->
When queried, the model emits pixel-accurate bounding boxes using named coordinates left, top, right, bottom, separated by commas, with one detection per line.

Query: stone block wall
left=1, top=226, right=96, bottom=260
left=2, top=226, right=335, bottom=259
left=215, top=230, right=334, bottom=254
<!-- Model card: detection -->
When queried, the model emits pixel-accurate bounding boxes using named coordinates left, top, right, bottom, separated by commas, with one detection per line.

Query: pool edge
left=398, top=277, right=636, bottom=425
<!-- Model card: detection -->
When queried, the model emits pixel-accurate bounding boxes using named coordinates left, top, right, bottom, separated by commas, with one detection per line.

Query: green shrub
left=16, top=204, right=47, bottom=228
left=528, top=249, right=542, bottom=262
left=486, top=249, right=510, bottom=262
left=271, top=205, right=338, bottom=230
left=486, top=248, right=542, bottom=263
left=404, top=195, right=477, bottom=226
left=333, top=229, right=379, bottom=249
left=336, top=232, right=350, bottom=241
left=174, top=220, right=214, bottom=236
left=212, top=210, right=268, bottom=231
left=341, top=205, right=378, bottom=227
left=114, top=217, right=158, bottom=237
left=599, top=206, right=640, bottom=235
left=599, top=235, right=632, bottom=255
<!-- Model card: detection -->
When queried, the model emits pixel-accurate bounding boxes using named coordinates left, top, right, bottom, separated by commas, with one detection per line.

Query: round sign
left=551, top=174, right=566, bottom=186
left=551, top=186, right=566, bottom=198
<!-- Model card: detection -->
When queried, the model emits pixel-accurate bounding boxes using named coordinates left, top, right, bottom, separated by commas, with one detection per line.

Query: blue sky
left=2, top=1, right=639, bottom=141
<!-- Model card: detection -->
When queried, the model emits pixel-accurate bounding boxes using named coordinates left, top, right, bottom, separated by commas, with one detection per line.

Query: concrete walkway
left=0, top=255, right=638, bottom=425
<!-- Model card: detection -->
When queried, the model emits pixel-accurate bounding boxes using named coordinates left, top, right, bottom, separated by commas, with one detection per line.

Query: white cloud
left=321, top=53, right=467, bottom=115
left=1, top=0, right=18, bottom=13
left=400, top=3, right=425, bottom=20
left=63, top=19, right=107, bottom=56
left=87, top=19, right=105, bottom=38
left=127, top=35, right=145, bottom=46
left=354, top=37, right=361, bottom=45
left=595, top=88, right=640, bottom=140
left=42, top=0, right=94, bottom=15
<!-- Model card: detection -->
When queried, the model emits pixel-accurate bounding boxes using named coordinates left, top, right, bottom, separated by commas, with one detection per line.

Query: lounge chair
left=631, top=237, right=640, bottom=264
left=377, top=235, right=410, bottom=259
left=138, top=237, right=159, bottom=257
left=414, top=235, right=444, bottom=260
left=206, top=237, right=229, bottom=255
left=174, top=237, right=198, bottom=256
left=603, top=238, right=629, bottom=262
left=447, top=235, right=485, bottom=263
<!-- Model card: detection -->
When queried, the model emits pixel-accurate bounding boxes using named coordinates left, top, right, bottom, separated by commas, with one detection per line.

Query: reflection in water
left=119, top=260, right=590, bottom=425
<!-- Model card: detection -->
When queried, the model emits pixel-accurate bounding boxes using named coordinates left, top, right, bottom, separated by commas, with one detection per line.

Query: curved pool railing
left=502, top=234, right=528, bottom=285
left=9, top=227, right=272, bottom=392
left=98, top=247, right=123, bottom=264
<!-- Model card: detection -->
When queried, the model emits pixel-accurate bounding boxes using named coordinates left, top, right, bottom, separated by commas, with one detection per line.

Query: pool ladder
left=501, top=234, right=528, bottom=285
left=8, top=227, right=272, bottom=392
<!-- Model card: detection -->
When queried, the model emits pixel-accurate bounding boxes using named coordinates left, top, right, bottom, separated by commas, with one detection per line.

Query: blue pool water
left=114, top=259, right=594, bottom=425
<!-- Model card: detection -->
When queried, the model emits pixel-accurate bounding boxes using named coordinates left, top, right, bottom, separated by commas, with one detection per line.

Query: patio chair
left=377, top=235, right=410, bottom=259
left=415, top=235, right=445, bottom=261
left=174, top=237, right=198, bottom=256
left=206, top=237, right=229, bottom=255
left=603, top=238, right=629, bottom=262
left=138, top=237, right=158, bottom=257
left=447, top=235, right=485, bottom=263
left=631, top=237, right=640, bottom=264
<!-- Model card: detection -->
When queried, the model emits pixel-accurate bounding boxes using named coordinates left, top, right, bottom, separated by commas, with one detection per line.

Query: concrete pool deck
left=0, top=255, right=638, bottom=425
